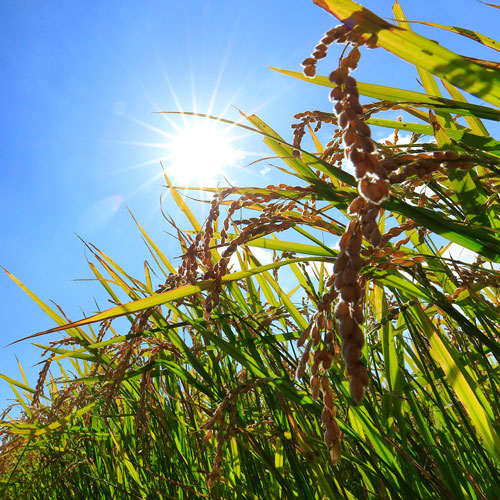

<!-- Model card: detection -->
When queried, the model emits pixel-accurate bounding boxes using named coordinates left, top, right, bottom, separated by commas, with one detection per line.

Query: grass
left=1, top=1, right=499, bottom=498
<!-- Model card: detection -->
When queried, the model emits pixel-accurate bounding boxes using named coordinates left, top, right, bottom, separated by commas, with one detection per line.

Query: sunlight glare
left=167, top=122, right=244, bottom=185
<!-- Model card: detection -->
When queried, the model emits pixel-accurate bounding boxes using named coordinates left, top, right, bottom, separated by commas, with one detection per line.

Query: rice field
left=1, top=1, right=500, bottom=498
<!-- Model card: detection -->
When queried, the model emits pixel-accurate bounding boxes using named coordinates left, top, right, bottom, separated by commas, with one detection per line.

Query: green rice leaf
left=313, top=0, right=500, bottom=107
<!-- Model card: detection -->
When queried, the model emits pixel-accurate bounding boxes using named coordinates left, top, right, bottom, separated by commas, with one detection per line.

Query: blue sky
left=1, top=0, right=499, bottom=405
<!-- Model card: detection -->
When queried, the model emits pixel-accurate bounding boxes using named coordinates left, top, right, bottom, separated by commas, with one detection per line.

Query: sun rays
left=164, top=120, right=245, bottom=184
left=107, top=32, right=292, bottom=216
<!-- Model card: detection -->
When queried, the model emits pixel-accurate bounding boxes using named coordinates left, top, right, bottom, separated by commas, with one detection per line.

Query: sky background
left=1, top=0, right=499, bottom=407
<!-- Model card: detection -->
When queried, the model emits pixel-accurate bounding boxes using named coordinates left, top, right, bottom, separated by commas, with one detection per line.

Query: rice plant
left=1, top=1, right=499, bottom=498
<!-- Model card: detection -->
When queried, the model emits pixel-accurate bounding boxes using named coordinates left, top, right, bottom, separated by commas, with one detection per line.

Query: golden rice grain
left=301, top=57, right=316, bottom=66
left=412, top=255, right=426, bottom=262
left=352, top=304, right=364, bottom=324
left=400, top=260, right=416, bottom=267
left=321, top=406, right=332, bottom=426
left=334, top=300, right=350, bottom=318
left=311, top=375, right=320, bottom=400
left=324, top=428, right=333, bottom=447
left=340, top=285, right=356, bottom=302
left=349, top=324, right=364, bottom=346
left=349, top=373, right=366, bottom=404
left=334, top=252, right=348, bottom=273
left=304, top=65, right=316, bottom=77
left=390, top=258, right=407, bottom=265
left=322, top=351, right=333, bottom=370
left=334, top=272, right=345, bottom=291
left=323, top=390, right=334, bottom=409
left=339, top=316, right=354, bottom=338
left=297, top=327, right=311, bottom=348
left=348, top=196, right=365, bottom=215
left=325, top=273, right=336, bottom=288
left=342, top=266, right=357, bottom=285
left=330, top=86, right=343, bottom=101
left=330, top=442, right=342, bottom=464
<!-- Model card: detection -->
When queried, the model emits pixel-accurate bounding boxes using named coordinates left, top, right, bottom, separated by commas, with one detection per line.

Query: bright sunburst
left=166, top=121, right=244, bottom=185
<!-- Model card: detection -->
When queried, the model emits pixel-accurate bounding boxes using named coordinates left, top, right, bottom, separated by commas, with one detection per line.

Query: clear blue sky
left=1, top=0, right=499, bottom=405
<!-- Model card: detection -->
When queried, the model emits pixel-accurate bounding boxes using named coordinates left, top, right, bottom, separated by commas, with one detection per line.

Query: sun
left=166, top=121, right=244, bottom=185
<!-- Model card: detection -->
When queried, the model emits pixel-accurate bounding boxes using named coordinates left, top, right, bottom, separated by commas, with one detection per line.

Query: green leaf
left=19, top=257, right=334, bottom=338
left=366, top=117, right=500, bottom=157
left=396, top=19, right=500, bottom=53
left=271, top=68, right=500, bottom=121
left=313, top=0, right=500, bottom=107
left=413, top=303, right=500, bottom=465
